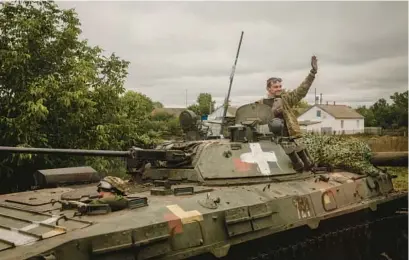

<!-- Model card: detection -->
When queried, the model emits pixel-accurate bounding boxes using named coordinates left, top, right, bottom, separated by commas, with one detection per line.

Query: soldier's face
left=268, top=82, right=282, bottom=96
left=98, top=190, right=115, bottom=198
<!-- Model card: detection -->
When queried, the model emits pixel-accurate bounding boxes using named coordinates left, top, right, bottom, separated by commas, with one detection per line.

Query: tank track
left=242, top=209, right=408, bottom=260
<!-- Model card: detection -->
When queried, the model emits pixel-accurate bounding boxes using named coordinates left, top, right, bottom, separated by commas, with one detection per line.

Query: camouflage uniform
left=303, top=133, right=380, bottom=176
left=259, top=70, right=317, bottom=172
left=259, top=70, right=316, bottom=139
left=89, top=176, right=129, bottom=211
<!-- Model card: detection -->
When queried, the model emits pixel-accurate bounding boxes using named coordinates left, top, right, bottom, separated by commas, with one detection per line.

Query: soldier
left=89, top=176, right=129, bottom=211
left=260, top=56, right=318, bottom=173
left=303, top=133, right=381, bottom=176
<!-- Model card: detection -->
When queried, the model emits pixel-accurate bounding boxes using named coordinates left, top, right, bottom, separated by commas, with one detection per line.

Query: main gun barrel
left=371, top=151, right=408, bottom=167
left=0, top=146, right=130, bottom=157
left=0, top=146, right=187, bottom=162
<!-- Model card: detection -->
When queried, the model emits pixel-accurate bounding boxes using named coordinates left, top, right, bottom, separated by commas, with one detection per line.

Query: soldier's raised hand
left=311, top=55, right=318, bottom=73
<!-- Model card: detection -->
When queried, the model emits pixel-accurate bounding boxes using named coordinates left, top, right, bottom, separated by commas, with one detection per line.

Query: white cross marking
left=240, top=143, right=277, bottom=175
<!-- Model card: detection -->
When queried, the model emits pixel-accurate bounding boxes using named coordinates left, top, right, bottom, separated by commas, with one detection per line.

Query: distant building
left=207, top=105, right=238, bottom=120
left=204, top=105, right=238, bottom=136
left=297, top=103, right=365, bottom=134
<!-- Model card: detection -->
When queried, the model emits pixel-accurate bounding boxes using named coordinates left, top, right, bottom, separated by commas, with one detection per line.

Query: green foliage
left=187, top=104, right=201, bottom=115
left=151, top=111, right=174, bottom=121
left=153, top=101, right=164, bottom=108
left=356, top=106, right=377, bottom=127
left=384, top=166, right=408, bottom=191
left=149, top=112, right=183, bottom=139
left=293, top=100, right=311, bottom=117
left=188, top=93, right=215, bottom=116
left=390, top=91, right=408, bottom=128
left=0, top=1, right=166, bottom=193
left=356, top=91, right=408, bottom=129
left=295, top=100, right=310, bottom=109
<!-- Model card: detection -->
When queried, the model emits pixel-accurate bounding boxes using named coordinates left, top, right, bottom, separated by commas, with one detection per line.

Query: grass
left=358, top=136, right=408, bottom=152
left=383, top=166, right=408, bottom=191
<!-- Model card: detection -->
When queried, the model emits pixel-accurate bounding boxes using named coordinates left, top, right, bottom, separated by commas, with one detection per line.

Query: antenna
left=220, top=31, right=244, bottom=135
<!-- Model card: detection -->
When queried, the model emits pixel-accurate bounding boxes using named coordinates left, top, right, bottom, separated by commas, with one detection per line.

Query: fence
left=302, top=128, right=407, bottom=136
left=364, top=127, right=407, bottom=136
left=364, top=127, right=382, bottom=135
left=381, top=129, right=407, bottom=136
left=302, top=129, right=365, bottom=135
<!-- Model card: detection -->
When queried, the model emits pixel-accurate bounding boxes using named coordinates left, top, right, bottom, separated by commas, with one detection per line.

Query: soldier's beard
left=268, top=90, right=282, bottom=97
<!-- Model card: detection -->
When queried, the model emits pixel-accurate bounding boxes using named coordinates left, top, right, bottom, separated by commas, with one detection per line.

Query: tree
left=354, top=90, right=408, bottom=129
left=187, top=104, right=201, bottom=115
left=356, top=106, right=377, bottom=127
left=187, top=93, right=215, bottom=116
left=293, top=100, right=310, bottom=117
left=153, top=101, right=164, bottom=108
left=295, top=100, right=310, bottom=109
left=371, top=98, right=394, bottom=129
left=150, top=111, right=182, bottom=138
left=390, top=91, right=408, bottom=128
left=120, top=91, right=154, bottom=121
left=0, top=1, right=160, bottom=193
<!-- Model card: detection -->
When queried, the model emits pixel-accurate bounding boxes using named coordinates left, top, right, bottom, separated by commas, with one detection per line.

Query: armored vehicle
left=0, top=102, right=407, bottom=260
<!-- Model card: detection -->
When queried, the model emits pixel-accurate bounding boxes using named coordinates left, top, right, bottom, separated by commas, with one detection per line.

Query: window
left=341, top=120, right=344, bottom=128
left=356, top=120, right=359, bottom=128
left=316, top=110, right=321, bottom=117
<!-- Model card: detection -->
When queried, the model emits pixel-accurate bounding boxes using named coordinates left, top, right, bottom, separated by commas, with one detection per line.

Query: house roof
left=299, top=104, right=364, bottom=119
left=151, top=107, right=185, bottom=117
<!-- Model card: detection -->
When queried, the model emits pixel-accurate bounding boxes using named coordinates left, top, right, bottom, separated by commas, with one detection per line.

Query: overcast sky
left=57, top=1, right=408, bottom=109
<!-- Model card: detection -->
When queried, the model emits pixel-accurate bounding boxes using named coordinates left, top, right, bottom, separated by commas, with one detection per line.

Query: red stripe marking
left=233, top=158, right=252, bottom=171
left=164, top=213, right=183, bottom=234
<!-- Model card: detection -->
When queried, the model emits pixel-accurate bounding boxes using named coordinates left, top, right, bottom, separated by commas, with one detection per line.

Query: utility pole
left=220, top=31, right=244, bottom=135
left=314, top=88, right=317, bottom=104
left=185, top=89, right=187, bottom=108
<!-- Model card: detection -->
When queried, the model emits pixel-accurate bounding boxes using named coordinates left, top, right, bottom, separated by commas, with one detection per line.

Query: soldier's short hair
left=266, top=77, right=282, bottom=89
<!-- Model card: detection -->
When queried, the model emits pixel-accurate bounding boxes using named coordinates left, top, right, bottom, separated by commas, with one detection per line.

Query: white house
left=297, top=103, right=365, bottom=134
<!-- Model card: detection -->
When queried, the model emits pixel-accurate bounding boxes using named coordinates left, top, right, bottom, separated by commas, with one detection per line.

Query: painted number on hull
left=293, top=197, right=312, bottom=219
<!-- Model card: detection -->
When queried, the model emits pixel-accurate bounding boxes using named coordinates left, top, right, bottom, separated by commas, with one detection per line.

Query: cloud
left=57, top=1, right=408, bottom=109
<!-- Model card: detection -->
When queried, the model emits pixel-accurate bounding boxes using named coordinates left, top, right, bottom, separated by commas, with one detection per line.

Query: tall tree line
left=0, top=1, right=180, bottom=193
left=356, top=91, right=408, bottom=129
